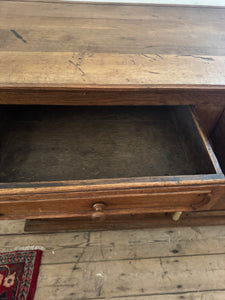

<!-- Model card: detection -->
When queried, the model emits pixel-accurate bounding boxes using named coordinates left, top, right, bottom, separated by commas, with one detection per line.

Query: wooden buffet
left=0, top=0, right=225, bottom=231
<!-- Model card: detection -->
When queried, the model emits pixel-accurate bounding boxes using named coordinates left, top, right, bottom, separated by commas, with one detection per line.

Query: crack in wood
left=72, top=231, right=90, bottom=271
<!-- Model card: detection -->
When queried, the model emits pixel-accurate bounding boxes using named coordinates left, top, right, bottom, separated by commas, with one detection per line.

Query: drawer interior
left=0, top=105, right=219, bottom=183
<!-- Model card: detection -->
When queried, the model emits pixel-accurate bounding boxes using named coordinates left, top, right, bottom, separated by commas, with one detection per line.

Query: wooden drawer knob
left=91, top=203, right=106, bottom=221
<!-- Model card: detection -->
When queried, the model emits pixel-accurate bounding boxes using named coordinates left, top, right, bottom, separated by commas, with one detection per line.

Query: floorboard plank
left=34, top=254, right=225, bottom=299
left=1, top=220, right=225, bottom=299
left=1, top=226, right=225, bottom=265
left=0, top=219, right=25, bottom=234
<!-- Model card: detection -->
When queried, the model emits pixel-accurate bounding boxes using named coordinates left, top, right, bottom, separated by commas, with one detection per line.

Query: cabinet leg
left=172, top=211, right=183, bottom=221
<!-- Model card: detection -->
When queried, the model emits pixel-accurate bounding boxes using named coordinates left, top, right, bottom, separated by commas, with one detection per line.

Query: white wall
left=65, top=0, right=225, bottom=6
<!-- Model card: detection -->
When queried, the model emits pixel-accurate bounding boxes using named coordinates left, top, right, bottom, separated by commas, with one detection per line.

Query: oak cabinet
left=1, top=1, right=225, bottom=230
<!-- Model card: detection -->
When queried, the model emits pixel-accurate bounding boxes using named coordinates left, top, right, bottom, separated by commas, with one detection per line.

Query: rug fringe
left=14, top=246, right=45, bottom=251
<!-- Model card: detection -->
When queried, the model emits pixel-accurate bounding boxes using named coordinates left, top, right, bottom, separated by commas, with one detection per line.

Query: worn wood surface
left=1, top=220, right=225, bottom=299
left=0, top=1, right=225, bottom=227
left=1, top=1, right=225, bottom=105
left=24, top=194, right=225, bottom=232
left=25, top=211, right=225, bottom=231
left=24, top=187, right=225, bottom=232
left=1, top=88, right=225, bottom=106
left=1, top=185, right=223, bottom=220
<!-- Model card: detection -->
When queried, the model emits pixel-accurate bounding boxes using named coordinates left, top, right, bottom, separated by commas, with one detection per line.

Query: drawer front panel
left=0, top=189, right=212, bottom=219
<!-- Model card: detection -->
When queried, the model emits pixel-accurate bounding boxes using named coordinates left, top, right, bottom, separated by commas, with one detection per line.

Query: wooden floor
left=1, top=221, right=225, bottom=299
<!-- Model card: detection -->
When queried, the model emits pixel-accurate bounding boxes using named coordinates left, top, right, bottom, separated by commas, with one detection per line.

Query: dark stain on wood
left=10, top=29, right=27, bottom=43
left=193, top=56, right=215, bottom=61
left=172, top=250, right=179, bottom=254
left=117, top=286, right=130, bottom=292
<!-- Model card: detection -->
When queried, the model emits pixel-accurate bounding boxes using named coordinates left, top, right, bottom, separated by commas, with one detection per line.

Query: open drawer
left=0, top=105, right=224, bottom=221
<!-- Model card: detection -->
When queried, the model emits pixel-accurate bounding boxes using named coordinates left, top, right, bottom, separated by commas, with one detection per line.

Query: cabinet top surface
left=1, top=0, right=225, bottom=90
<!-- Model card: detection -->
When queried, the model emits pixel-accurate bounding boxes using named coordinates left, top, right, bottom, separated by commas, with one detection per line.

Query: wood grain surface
left=0, top=1, right=225, bottom=228
left=0, top=0, right=225, bottom=105
left=1, top=220, right=225, bottom=299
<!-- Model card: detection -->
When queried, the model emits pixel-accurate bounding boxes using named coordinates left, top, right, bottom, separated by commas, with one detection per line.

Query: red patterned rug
left=0, top=250, right=42, bottom=300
